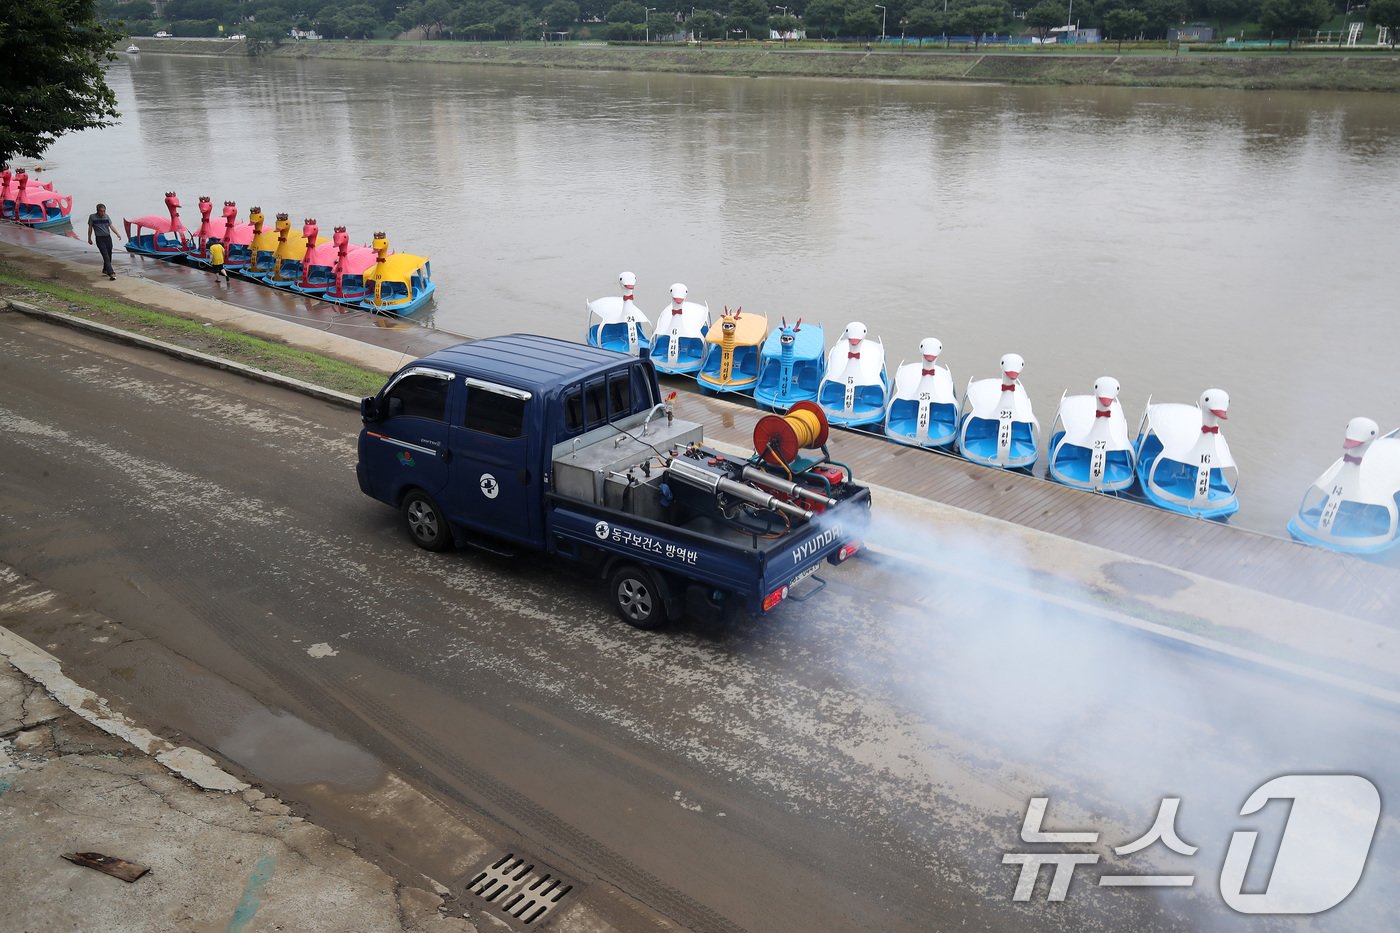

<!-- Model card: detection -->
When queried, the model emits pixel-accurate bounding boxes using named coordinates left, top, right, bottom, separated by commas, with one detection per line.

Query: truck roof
left=417, top=335, right=631, bottom=391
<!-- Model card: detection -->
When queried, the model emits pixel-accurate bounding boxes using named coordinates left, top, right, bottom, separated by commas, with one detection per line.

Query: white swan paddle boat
left=755, top=318, right=826, bottom=411
left=957, top=353, right=1039, bottom=470
left=884, top=338, right=957, bottom=449
left=586, top=271, right=650, bottom=356
left=1047, top=376, right=1136, bottom=493
left=816, top=322, right=888, bottom=428
left=650, top=283, right=710, bottom=375
left=1288, top=417, right=1400, bottom=555
left=1133, top=388, right=1238, bottom=520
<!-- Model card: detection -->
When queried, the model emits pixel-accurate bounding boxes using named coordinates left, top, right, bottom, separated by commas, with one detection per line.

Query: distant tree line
left=97, top=0, right=1400, bottom=45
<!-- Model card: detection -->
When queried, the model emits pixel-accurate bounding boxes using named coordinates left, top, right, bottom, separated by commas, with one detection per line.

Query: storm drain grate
left=468, top=853, right=574, bottom=925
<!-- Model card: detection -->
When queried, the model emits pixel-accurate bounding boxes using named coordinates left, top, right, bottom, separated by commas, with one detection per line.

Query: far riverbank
left=132, top=37, right=1400, bottom=92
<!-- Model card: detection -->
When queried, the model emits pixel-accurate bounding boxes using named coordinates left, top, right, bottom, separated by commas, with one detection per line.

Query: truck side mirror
left=361, top=396, right=379, bottom=421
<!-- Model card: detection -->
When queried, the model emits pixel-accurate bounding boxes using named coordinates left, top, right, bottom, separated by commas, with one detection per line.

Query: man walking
left=208, top=237, right=228, bottom=286
left=87, top=204, right=116, bottom=280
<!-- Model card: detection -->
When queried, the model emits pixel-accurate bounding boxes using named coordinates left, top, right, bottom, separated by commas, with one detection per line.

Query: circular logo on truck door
left=479, top=474, right=499, bottom=499
left=594, top=520, right=610, bottom=540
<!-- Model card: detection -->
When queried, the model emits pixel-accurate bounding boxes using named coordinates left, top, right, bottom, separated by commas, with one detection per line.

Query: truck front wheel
left=609, top=564, right=668, bottom=630
left=402, top=489, right=452, bottom=552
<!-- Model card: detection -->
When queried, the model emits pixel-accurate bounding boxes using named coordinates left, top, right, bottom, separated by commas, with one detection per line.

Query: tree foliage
left=1260, top=0, right=1329, bottom=42
left=1103, top=7, right=1146, bottom=47
left=956, top=2, right=1003, bottom=44
left=543, top=0, right=580, bottom=29
left=1, top=0, right=124, bottom=165
left=1370, top=0, right=1400, bottom=44
left=1026, top=2, right=1067, bottom=38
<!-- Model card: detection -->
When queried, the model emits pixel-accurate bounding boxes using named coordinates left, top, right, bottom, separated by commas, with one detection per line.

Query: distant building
left=1168, top=25, right=1215, bottom=41
left=1043, top=25, right=1101, bottom=43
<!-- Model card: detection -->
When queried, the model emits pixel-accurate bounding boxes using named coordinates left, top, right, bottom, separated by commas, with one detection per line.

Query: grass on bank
left=0, top=269, right=388, bottom=397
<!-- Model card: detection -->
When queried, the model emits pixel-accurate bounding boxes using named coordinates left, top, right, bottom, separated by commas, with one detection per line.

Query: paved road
left=3, top=313, right=1398, bottom=931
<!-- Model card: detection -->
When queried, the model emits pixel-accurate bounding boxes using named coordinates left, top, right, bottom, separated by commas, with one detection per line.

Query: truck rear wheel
left=402, top=489, right=452, bottom=552
left=609, top=564, right=668, bottom=630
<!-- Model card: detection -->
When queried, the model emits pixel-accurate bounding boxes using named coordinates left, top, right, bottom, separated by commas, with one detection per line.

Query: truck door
left=361, top=367, right=456, bottom=502
left=443, top=379, right=539, bottom=547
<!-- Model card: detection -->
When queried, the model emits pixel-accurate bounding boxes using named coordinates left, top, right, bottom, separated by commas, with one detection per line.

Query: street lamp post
left=646, top=6, right=656, bottom=42
left=876, top=4, right=886, bottom=40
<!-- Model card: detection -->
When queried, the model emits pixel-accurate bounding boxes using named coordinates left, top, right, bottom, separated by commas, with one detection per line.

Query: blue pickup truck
left=357, top=334, right=871, bottom=627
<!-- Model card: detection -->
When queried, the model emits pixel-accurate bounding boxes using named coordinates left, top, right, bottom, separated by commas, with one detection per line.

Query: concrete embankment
left=133, top=37, right=1400, bottom=92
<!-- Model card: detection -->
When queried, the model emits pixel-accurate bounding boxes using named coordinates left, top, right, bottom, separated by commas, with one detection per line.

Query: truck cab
left=358, top=335, right=654, bottom=550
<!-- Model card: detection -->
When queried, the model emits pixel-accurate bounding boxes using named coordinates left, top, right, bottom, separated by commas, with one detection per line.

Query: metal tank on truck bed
left=357, top=334, right=871, bottom=627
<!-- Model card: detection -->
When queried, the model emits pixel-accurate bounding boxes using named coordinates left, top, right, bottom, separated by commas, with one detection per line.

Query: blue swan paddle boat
left=1133, top=388, right=1238, bottom=520
left=957, top=353, right=1039, bottom=471
left=816, top=322, right=888, bottom=428
left=1047, top=376, right=1137, bottom=493
left=755, top=318, right=826, bottom=411
left=651, top=283, right=710, bottom=375
left=884, top=338, right=957, bottom=449
left=1288, top=417, right=1400, bottom=555
left=586, top=271, right=650, bottom=356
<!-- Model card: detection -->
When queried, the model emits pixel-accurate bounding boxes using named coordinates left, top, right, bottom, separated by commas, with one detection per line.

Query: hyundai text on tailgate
left=357, top=335, right=871, bottom=627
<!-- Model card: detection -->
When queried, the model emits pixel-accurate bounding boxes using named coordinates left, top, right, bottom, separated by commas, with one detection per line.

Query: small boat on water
left=213, top=201, right=255, bottom=270
left=267, top=217, right=326, bottom=289
left=296, top=226, right=374, bottom=298
left=360, top=232, right=435, bottom=314
left=320, top=231, right=383, bottom=305
left=1047, top=376, right=1136, bottom=493
left=755, top=318, right=825, bottom=411
left=184, top=195, right=222, bottom=266
left=651, top=283, right=710, bottom=375
left=1133, top=388, right=1238, bottom=520
left=1288, top=418, right=1400, bottom=555
left=697, top=306, right=767, bottom=394
left=1, top=167, right=73, bottom=228
left=123, top=191, right=189, bottom=257
left=817, top=322, right=888, bottom=428
left=957, top=353, right=1039, bottom=471
left=244, top=208, right=280, bottom=278
left=586, top=272, right=650, bottom=355
left=126, top=44, right=140, bottom=53
left=884, top=338, right=957, bottom=449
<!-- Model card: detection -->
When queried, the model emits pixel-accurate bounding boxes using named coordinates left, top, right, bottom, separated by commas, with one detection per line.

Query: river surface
left=37, top=52, right=1400, bottom=538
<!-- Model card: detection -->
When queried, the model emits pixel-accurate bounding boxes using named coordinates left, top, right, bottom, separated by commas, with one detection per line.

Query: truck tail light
left=762, top=585, right=789, bottom=612
left=834, top=542, right=861, bottom=563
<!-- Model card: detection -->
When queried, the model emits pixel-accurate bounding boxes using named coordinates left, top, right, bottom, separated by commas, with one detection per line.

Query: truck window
left=464, top=387, right=525, bottom=438
left=564, top=389, right=583, bottom=434
left=386, top=374, right=450, bottom=421
left=584, top=379, right=606, bottom=428
left=607, top=371, right=632, bottom=419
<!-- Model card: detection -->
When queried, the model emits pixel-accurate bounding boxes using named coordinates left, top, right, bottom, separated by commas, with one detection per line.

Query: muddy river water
left=40, top=52, right=1400, bottom=537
